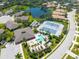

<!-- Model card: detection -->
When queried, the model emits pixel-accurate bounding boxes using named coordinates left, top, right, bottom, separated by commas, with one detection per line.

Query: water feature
left=25, top=7, right=48, bottom=18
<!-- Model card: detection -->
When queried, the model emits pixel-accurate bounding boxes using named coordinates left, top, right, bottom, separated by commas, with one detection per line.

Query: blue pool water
left=36, top=34, right=45, bottom=43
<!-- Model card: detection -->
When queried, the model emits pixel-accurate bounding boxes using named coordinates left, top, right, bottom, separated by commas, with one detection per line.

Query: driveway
left=0, top=43, right=20, bottom=59
left=47, top=9, right=76, bottom=59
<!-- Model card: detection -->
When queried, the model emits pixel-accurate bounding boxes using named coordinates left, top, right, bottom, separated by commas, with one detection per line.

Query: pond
left=25, top=7, right=48, bottom=18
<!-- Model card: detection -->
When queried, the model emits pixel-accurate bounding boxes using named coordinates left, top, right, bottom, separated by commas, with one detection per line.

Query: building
left=53, top=11, right=65, bottom=15
left=0, top=15, right=14, bottom=23
left=52, top=15, right=66, bottom=19
left=55, top=9, right=66, bottom=13
left=52, top=8, right=66, bottom=19
left=42, top=2, right=57, bottom=8
left=13, top=11, right=24, bottom=17
left=15, top=16, right=29, bottom=21
left=5, top=21, right=19, bottom=30
left=27, top=33, right=51, bottom=52
left=30, top=21, right=40, bottom=28
left=14, top=27, right=35, bottom=44
left=5, top=9, right=13, bottom=15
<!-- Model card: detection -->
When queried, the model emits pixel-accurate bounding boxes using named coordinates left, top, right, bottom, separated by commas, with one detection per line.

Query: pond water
left=26, top=7, right=47, bottom=18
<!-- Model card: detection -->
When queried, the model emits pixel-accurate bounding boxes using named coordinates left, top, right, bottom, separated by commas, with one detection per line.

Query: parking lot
left=0, top=43, right=20, bottom=59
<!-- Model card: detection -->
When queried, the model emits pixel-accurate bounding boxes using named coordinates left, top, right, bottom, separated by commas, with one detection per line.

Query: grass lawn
left=2, top=5, right=29, bottom=13
left=72, top=45, right=79, bottom=55
left=14, top=5, right=29, bottom=11
left=50, top=44, right=57, bottom=49
left=2, top=5, right=17, bottom=13
left=0, top=45, right=6, bottom=49
left=77, top=27, right=79, bottom=31
left=66, top=55, right=74, bottom=59
left=76, top=36, right=79, bottom=42
left=65, top=36, right=79, bottom=59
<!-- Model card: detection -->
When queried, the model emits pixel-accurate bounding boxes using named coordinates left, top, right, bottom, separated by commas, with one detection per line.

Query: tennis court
left=37, top=21, right=64, bottom=36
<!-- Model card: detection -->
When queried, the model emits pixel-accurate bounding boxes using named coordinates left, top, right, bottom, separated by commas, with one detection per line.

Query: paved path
left=66, top=50, right=77, bottom=58
left=47, top=9, right=76, bottom=59
left=66, top=50, right=79, bottom=59
left=72, top=41, right=79, bottom=45
left=20, top=44, right=25, bottom=59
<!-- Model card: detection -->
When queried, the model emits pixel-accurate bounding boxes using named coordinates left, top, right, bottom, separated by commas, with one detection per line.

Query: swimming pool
left=35, top=34, right=45, bottom=43
left=37, top=21, right=64, bottom=37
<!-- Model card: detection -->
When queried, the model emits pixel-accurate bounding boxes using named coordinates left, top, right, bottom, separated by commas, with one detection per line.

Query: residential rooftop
left=0, top=15, right=14, bottom=23
left=5, top=21, right=19, bottom=30
left=15, top=16, right=29, bottom=21
left=13, top=11, right=24, bottom=17
left=42, top=2, right=56, bottom=8
left=52, top=8, right=66, bottom=19
left=14, top=27, right=35, bottom=44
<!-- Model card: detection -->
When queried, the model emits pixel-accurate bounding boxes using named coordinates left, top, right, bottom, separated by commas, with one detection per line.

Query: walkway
left=66, top=50, right=77, bottom=58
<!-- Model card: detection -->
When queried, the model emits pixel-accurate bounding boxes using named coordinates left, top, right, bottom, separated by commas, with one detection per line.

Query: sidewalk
left=66, top=50, right=77, bottom=58
left=20, top=44, right=25, bottom=59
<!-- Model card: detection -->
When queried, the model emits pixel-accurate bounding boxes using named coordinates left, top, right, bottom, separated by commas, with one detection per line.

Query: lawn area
left=72, top=35, right=79, bottom=55
left=66, top=55, right=74, bottom=59
left=72, top=45, right=79, bottom=55
left=2, top=5, right=17, bottom=13
left=50, top=43, right=57, bottom=49
left=22, top=43, right=30, bottom=59
left=76, top=36, right=79, bottom=42
left=13, top=5, right=29, bottom=11
left=77, top=27, right=79, bottom=31
left=0, top=44, right=6, bottom=49
left=2, top=5, right=29, bottom=13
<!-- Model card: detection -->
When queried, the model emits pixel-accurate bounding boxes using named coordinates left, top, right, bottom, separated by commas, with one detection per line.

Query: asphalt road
left=47, top=9, right=76, bottom=59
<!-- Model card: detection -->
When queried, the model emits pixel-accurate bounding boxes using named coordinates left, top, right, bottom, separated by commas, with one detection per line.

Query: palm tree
left=15, top=53, right=22, bottom=59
